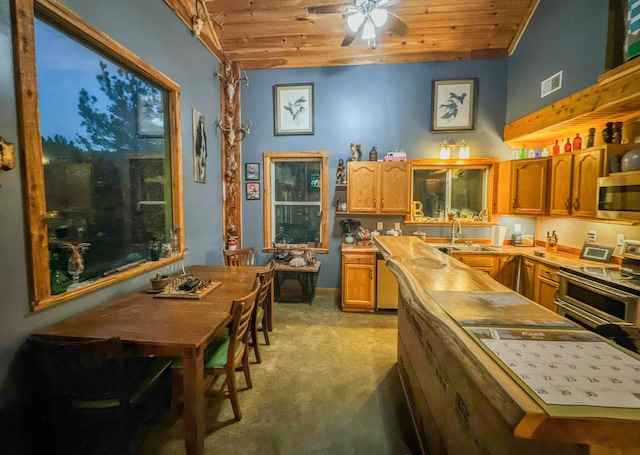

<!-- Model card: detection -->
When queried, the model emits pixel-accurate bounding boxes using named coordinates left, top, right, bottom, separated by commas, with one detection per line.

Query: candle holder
left=61, top=242, right=91, bottom=289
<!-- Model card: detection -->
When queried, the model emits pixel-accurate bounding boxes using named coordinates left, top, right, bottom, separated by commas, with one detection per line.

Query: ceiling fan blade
left=307, top=5, right=348, bottom=14
left=387, top=11, right=409, bottom=36
left=341, top=22, right=363, bottom=46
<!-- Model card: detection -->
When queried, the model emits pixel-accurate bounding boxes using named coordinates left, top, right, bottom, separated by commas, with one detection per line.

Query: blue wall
left=506, top=0, right=609, bottom=123
left=0, top=1, right=221, bottom=439
left=241, top=60, right=516, bottom=288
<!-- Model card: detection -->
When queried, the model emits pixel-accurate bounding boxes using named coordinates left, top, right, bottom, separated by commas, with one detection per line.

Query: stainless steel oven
left=555, top=241, right=640, bottom=352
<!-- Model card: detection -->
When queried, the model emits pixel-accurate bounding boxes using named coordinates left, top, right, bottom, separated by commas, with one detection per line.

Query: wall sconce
left=439, top=140, right=470, bottom=159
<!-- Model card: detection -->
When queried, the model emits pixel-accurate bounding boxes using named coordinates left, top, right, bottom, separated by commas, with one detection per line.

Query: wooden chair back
left=223, top=247, right=255, bottom=266
left=227, top=278, right=260, bottom=365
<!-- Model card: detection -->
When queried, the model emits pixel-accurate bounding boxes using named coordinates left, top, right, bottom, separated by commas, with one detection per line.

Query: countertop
left=373, top=235, right=640, bottom=454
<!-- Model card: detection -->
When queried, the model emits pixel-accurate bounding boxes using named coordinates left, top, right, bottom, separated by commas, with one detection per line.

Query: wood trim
left=13, top=0, right=184, bottom=310
left=507, top=0, right=540, bottom=56
left=263, top=151, right=329, bottom=250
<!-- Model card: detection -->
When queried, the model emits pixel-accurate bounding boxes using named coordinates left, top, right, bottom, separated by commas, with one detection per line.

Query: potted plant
left=150, top=272, right=170, bottom=291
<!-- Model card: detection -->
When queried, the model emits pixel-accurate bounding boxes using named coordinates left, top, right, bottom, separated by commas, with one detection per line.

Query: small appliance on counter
left=511, top=233, right=533, bottom=246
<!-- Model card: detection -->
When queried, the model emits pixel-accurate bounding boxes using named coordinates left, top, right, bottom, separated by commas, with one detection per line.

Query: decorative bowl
left=621, top=147, right=640, bottom=172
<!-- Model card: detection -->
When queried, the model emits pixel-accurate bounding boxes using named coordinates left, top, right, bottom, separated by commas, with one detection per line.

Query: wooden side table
left=274, top=261, right=321, bottom=305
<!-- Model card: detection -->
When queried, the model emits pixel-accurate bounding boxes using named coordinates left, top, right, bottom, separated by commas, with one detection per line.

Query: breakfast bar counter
left=374, top=236, right=640, bottom=455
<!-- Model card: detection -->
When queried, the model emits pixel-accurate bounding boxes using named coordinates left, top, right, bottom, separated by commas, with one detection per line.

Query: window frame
left=263, top=151, right=329, bottom=253
left=12, top=0, right=184, bottom=311
left=407, top=158, right=499, bottom=225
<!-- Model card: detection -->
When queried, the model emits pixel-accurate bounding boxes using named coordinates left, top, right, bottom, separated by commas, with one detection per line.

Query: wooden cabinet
left=549, top=148, right=604, bottom=218
left=496, top=255, right=519, bottom=290
left=451, top=253, right=496, bottom=275
left=347, top=161, right=410, bottom=214
left=534, top=262, right=560, bottom=312
left=519, top=257, right=536, bottom=301
left=511, top=158, right=549, bottom=215
left=341, top=251, right=376, bottom=312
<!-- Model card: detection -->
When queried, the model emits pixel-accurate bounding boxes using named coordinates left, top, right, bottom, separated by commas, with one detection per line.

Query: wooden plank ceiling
left=166, top=0, right=539, bottom=69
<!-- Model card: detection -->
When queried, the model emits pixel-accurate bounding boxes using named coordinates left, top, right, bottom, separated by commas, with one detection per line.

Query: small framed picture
left=246, top=182, right=260, bottom=200
left=579, top=243, right=615, bottom=263
left=273, top=83, right=314, bottom=136
left=431, top=78, right=477, bottom=132
left=245, top=163, right=260, bottom=181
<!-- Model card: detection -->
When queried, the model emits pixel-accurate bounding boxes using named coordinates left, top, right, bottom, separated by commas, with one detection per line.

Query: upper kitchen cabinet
left=504, top=59, right=640, bottom=148
left=347, top=161, right=410, bottom=214
left=509, top=158, right=549, bottom=216
left=549, top=148, right=604, bottom=218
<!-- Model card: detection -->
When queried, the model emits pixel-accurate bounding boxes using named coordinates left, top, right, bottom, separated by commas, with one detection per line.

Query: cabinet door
left=571, top=149, right=603, bottom=218
left=379, top=162, right=410, bottom=213
left=452, top=253, right=496, bottom=275
left=341, top=253, right=375, bottom=312
left=511, top=158, right=549, bottom=215
left=497, top=255, right=518, bottom=290
left=549, top=154, right=573, bottom=216
left=495, top=161, right=513, bottom=215
left=519, top=258, right=536, bottom=301
left=347, top=162, right=378, bottom=213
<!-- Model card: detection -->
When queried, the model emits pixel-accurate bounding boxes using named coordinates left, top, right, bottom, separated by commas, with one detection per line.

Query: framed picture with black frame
left=273, top=83, right=314, bottom=136
left=431, top=78, right=477, bottom=132
left=245, top=163, right=260, bottom=181
left=246, top=182, right=260, bottom=200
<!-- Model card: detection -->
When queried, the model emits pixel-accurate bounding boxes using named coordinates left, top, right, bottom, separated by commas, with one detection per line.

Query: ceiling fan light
left=348, top=12, right=365, bottom=32
left=362, top=20, right=376, bottom=40
left=371, top=8, right=388, bottom=27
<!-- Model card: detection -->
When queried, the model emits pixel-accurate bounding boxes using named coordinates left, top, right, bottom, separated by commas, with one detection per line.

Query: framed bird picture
left=273, top=83, right=314, bottom=136
left=431, top=79, right=477, bottom=132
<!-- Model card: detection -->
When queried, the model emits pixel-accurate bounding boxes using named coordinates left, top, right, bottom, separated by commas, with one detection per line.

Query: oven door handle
left=557, top=271, right=637, bottom=300
left=556, top=300, right=610, bottom=329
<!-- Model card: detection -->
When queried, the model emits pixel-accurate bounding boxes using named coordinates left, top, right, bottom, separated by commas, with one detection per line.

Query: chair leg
left=261, top=321, right=270, bottom=345
left=226, top=367, right=242, bottom=421
left=242, top=351, right=252, bottom=389
left=251, top=322, right=262, bottom=364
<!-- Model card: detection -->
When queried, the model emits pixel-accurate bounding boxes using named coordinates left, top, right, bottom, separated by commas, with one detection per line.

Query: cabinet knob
left=573, top=198, right=579, bottom=211
left=564, top=198, right=570, bottom=210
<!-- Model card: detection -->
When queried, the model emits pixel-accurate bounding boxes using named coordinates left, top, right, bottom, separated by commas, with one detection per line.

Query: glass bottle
left=564, top=138, right=572, bottom=153
left=149, top=236, right=160, bottom=261
left=587, top=127, right=596, bottom=147
left=572, top=133, right=582, bottom=151
left=541, top=148, right=549, bottom=157
left=519, top=147, right=526, bottom=159
left=552, top=140, right=560, bottom=155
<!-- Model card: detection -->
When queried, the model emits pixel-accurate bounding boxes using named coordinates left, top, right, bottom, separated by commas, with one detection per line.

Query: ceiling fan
left=308, top=0, right=409, bottom=47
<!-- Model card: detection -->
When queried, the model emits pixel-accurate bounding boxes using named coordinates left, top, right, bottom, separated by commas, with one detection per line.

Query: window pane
left=274, top=161, right=321, bottom=202
left=274, top=204, right=321, bottom=245
left=450, top=168, right=486, bottom=218
left=412, top=169, right=447, bottom=219
left=36, top=18, right=172, bottom=291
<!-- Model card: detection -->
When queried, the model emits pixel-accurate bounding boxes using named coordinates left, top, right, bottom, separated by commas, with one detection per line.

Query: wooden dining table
left=32, top=264, right=266, bottom=455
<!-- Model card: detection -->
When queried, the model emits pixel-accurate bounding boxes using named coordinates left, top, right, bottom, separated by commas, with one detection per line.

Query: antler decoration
left=214, top=63, right=249, bottom=103
left=192, top=0, right=225, bottom=38
left=215, top=116, right=251, bottom=146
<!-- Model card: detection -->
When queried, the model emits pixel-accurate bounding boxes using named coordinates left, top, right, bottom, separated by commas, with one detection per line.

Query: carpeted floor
left=142, top=291, right=419, bottom=455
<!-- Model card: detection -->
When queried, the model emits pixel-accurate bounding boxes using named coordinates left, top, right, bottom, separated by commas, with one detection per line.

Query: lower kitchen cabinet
left=519, top=257, right=536, bottom=301
left=496, top=255, right=519, bottom=290
left=451, top=253, right=496, bottom=275
left=341, top=250, right=376, bottom=312
left=533, top=262, right=560, bottom=312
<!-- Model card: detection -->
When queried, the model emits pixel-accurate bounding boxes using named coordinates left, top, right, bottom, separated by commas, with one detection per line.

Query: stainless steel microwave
left=597, top=171, right=640, bottom=220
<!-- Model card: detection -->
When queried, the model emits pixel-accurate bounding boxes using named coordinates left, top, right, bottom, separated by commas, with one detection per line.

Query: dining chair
left=28, top=336, right=173, bottom=455
left=171, top=278, right=259, bottom=421
left=251, top=261, right=276, bottom=363
left=223, top=247, right=255, bottom=266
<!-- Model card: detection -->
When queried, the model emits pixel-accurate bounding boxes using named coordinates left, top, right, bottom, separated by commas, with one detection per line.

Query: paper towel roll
left=491, top=226, right=507, bottom=247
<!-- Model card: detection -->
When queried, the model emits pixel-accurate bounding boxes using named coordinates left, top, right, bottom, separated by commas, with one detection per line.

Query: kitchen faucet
left=450, top=219, right=462, bottom=245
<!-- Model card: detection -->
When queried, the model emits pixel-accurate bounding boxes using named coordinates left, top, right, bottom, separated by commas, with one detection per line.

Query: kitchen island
left=375, top=236, right=640, bottom=455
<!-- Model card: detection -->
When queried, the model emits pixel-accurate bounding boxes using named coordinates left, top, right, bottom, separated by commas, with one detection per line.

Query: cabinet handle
left=512, top=199, right=516, bottom=209
left=381, top=199, right=384, bottom=208
left=370, top=270, right=373, bottom=280
left=564, top=198, right=570, bottom=210
left=573, top=198, right=579, bottom=211
left=373, top=198, right=377, bottom=208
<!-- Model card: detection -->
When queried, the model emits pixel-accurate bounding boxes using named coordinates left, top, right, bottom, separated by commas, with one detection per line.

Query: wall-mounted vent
left=541, top=71, right=562, bottom=98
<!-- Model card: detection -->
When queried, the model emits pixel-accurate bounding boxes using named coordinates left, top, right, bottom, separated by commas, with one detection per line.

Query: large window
left=13, top=1, right=183, bottom=310
left=263, top=152, right=328, bottom=252
left=410, top=159, right=497, bottom=222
